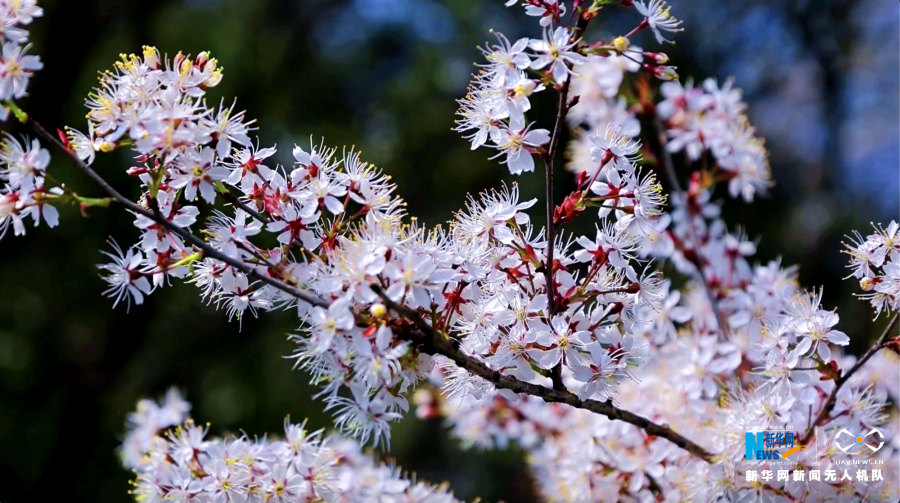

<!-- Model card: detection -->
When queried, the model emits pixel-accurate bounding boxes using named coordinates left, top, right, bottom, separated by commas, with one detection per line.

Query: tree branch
left=542, top=15, right=591, bottom=392
left=221, top=188, right=270, bottom=224
left=651, top=114, right=729, bottom=336
left=16, top=111, right=328, bottom=309
left=801, top=312, right=899, bottom=444
left=370, top=284, right=716, bottom=463
left=18, top=77, right=720, bottom=463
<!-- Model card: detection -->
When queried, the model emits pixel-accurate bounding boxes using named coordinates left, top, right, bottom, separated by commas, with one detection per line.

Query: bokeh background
left=0, top=0, right=897, bottom=501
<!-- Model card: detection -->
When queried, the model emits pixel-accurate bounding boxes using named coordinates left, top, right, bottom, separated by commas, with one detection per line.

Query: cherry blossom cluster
left=455, top=1, right=678, bottom=175
left=612, top=71, right=896, bottom=500
left=1, top=2, right=898, bottom=502
left=62, top=44, right=657, bottom=450
left=658, top=78, right=772, bottom=202
left=0, top=0, right=43, bottom=111
left=0, top=0, right=46, bottom=239
left=413, top=2, right=899, bottom=502
left=845, top=221, right=900, bottom=317
left=420, top=254, right=898, bottom=501
left=47, top=46, right=268, bottom=311
left=75, top=17, right=671, bottom=450
left=64, top=44, right=427, bottom=445
left=0, top=134, right=57, bottom=238
left=285, top=169, right=663, bottom=447
left=65, top=46, right=237, bottom=166
left=421, top=256, right=898, bottom=502
left=565, top=52, right=641, bottom=146
left=121, top=391, right=459, bottom=503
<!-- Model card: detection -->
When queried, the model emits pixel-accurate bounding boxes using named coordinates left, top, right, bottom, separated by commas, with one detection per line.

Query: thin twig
left=17, top=112, right=328, bottom=309
left=371, top=284, right=716, bottom=463
left=801, top=313, right=899, bottom=444
left=222, top=189, right=269, bottom=224
left=542, top=15, right=592, bottom=392
left=652, top=114, right=730, bottom=336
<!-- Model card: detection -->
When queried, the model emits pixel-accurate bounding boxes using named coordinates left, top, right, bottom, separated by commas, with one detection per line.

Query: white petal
left=41, top=204, right=59, bottom=228
left=507, top=149, right=534, bottom=174
left=523, top=128, right=551, bottom=146
left=827, top=330, right=849, bottom=346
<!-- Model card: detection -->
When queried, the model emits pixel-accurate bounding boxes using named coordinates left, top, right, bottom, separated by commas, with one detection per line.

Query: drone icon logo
left=833, top=428, right=885, bottom=454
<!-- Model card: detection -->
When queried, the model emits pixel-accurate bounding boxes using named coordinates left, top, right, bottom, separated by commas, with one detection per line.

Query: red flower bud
left=817, top=360, right=840, bottom=381
left=553, top=191, right=585, bottom=225
left=57, top=128, right=73, bottom=152
left=575, top=170, right=589, bottom=189
left=886, top=337, right=900, bottom=355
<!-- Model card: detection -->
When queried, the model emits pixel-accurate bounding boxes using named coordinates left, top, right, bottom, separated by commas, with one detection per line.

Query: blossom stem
left=801, top=312, right=899, bottom=444
left=215, top=180, right=270, bottom=223
left=651, top=114, right=730, bottom=336
left=371, top=284, right=716, bottom=463
left=3, top=99, right=28, bottom=123
left=170, top=251, right=204, bottom=269
left=71, top=195, right=114, bottom=207
left=623, top=18, right=649, bottom=39
left=14, top=111, right=329, bottom=309
left=543, top=14, right=592, bottom=392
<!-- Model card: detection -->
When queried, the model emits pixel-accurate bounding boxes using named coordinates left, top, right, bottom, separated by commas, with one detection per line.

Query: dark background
left=0, top=0, right=897, bottom=501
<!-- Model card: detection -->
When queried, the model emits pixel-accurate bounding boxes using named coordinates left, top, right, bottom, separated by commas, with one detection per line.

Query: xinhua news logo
left=745, top=430, right=808, bottom=461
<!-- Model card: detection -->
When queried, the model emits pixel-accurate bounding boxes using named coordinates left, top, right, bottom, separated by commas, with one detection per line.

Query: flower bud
left=652, top=65, right=679, bottom=81
left=514, top=79, right=537, bottom=98
left=613, top=36, right=630, bottom=53
left=195, top=51, right=210, bottom=69
left=886, top=337, right=900, bottom=355
left=553, top=191, right=586, bottom=225
left=859, top=277, right=875, bottom=292
left=575, top=170, right=589, bottom=188
left=142, top=45, right=160, bottom=69
left=644, top=51, right=669, bottom=64
left=817, top=359, right=840, bottom=381
left=179, top=57, right=192, bottom=77
left=0, top=193, right=15, bottom=216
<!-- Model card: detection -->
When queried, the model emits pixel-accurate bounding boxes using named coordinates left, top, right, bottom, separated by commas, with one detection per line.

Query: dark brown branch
left=801, top=313, right=899, bottom=444
left=221, top=189, right=269, bottom=224
left=542, top=15, right=592, bottom=392
left=371, top=284, right=715, bottom=463
left=19, top=113, right=328, bottom=309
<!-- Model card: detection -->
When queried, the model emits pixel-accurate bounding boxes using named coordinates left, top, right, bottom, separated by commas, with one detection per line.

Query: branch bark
left=371, top=284, right=716, bottom=463
left=16, top=111, right=328, bottom=309
left=801, top=312, right=899, bottom=444
left=542, top=15, right=591, bottom=392
left=652, top=114, right=730, bottom=336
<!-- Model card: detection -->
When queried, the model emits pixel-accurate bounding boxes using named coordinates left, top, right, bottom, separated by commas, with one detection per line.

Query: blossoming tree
left=1, top=0, right=898, bottom=501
